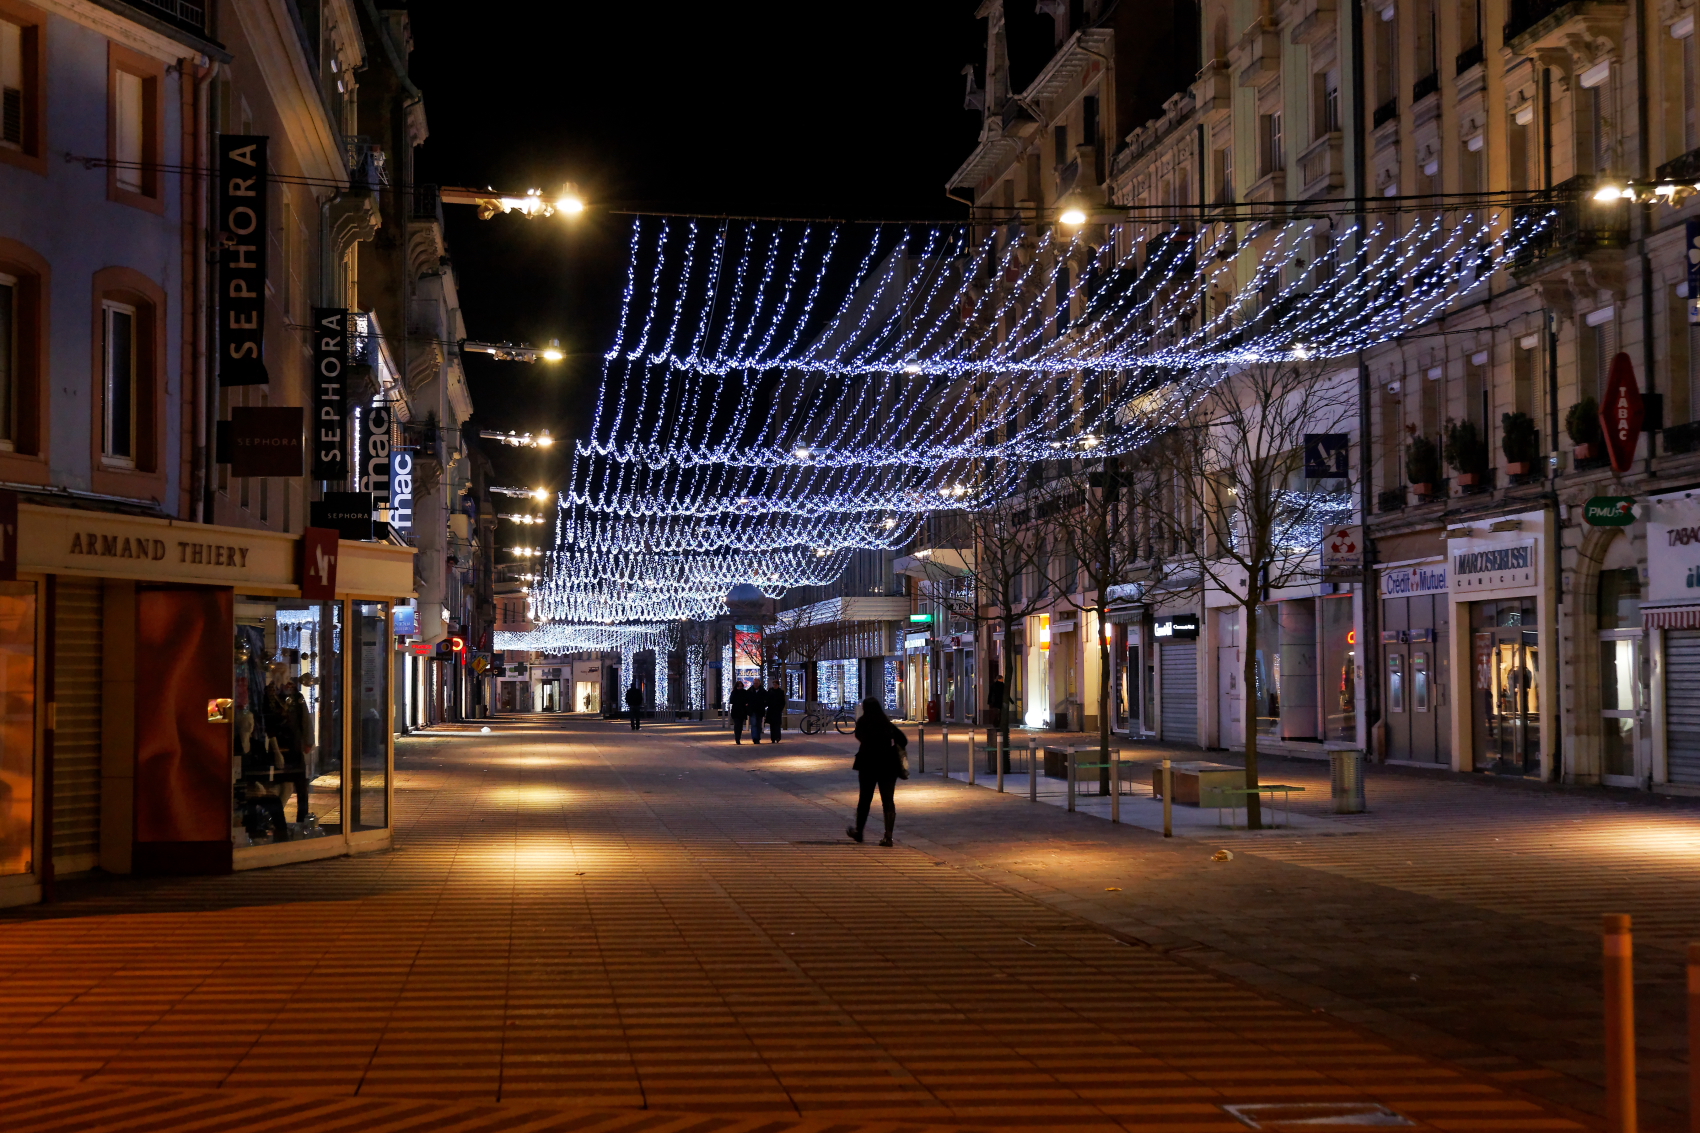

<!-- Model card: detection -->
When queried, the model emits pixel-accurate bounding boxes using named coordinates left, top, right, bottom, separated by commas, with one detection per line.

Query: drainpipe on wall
left=1636, top=0, right=1658, bottom=472
left=1350, top=0, right=1381, bottom=760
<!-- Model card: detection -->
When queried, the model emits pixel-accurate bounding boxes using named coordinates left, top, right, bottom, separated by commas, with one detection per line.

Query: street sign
left=1600, top=353, right=1644, bottom=474
left=1584, top=496, right=1636, bottom=526
left=1304, top=433, right=1350, bottom=479
left=1321, top=524, right=1364, bottom=571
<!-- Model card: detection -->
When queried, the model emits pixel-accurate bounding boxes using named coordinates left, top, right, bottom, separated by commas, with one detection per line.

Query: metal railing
left=126, top=0, right=205, bottom=33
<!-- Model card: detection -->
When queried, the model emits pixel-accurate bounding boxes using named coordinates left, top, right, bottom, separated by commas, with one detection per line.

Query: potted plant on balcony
left=1406, top=434, right=1442, bottom=497
left=1568, top=396, right=1603, bottom=461
left=1501, top=411, right=1540, bottom=476
left=1445, top=418, right=1490, bottom=487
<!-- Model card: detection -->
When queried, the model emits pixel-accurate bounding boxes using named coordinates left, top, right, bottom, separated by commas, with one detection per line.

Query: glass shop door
left=1472, top=628, right=1541, bottom=775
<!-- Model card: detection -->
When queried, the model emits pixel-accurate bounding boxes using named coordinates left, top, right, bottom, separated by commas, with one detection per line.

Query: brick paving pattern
left=0, top=714, right=1645, bottom=1130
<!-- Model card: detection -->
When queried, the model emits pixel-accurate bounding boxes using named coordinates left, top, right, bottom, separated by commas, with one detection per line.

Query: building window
left=0, top=17, right=20, bottom=148
left=107, top=45, right=161, bottom=207
left=0, top=5, right=41, bottom=170
left=1214, top=144, right=1234, bottom=202
left=1374, top=7, right=1398, bottom=109
left=1260, top=112, right=1284, bottom=175
left=1318, top=69, right=1341, bottom=135
left=0, top=272, right=14, bottom=447
left=102, top=300, right=136, bottom=466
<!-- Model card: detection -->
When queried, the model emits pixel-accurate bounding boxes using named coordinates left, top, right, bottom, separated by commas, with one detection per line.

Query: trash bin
left=1330, top=750, right=1365, bottom=814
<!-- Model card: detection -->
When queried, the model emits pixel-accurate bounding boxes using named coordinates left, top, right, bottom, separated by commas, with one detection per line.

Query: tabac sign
left=1600, top=352, right=1644, bottom=474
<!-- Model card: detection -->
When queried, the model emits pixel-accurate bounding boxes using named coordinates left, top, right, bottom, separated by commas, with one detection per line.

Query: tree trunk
left=1002, top=615, right=1017, bottom=752
left=1098, top=605, right=1112, bottom=795
left=1240, top=600, right=1264, bottom=830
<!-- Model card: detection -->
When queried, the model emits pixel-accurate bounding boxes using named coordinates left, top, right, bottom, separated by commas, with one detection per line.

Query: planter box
left=1506, top=461, right=1533, bottom=476
left=1455, top=472, right=1481, bottom=486
left=1574, top=442, right=1597, bottom=461
left=1411, top=482, right=1438, bottom=498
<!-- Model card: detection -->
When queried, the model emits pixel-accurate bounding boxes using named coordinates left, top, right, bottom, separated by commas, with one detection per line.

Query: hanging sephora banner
left=218, top=134, right=269, bottom=386
left=311, top=308, right=348, bottom=480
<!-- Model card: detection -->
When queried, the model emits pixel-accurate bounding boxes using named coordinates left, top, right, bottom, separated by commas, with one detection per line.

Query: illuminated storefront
left=0, top=505, right=413, bottom=908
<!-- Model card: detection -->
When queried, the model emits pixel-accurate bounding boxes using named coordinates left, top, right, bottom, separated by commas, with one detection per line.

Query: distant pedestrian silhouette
left=847, top=698, right=907, bottom=847
left=729, top=680, right=752, bottom=744
left=747, top=678, right=766, bottom=744
left=625, top=684, right=642, bottom=730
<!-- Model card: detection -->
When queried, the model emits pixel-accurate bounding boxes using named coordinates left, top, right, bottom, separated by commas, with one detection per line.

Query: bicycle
left=833, top=705, right=857, bottom=734
left=799, top=704, right=830, bottom=735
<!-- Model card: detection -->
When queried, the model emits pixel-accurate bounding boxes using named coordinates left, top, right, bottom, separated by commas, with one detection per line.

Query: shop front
left=1378, top=559, right=1450, bottom=766
left=1445, top=512, right=1554, bottom=778
left=0, top=505, right=413, bottom=907
left=1153, top=611, right=1200, bottom=746
left=1644, top=492, right=1700, bottom=791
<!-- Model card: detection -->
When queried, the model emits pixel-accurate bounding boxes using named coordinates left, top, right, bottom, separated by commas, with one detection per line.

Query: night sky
left=404, top=2, right=991, bottom=487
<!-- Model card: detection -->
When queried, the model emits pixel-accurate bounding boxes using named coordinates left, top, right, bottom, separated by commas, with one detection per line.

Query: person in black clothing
left=729, top=681, right=751, bottom=744
left=847, top=698, right=907, bottom=846
left=747, top=678, right=766, bottom=744
left=625, top=684, right=643, bottom=730
left=766, top=681, right=786, bottom=743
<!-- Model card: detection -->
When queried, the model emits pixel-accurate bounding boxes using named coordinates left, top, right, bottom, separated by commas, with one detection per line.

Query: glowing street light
left=462, top=340, right=565, bottom=364
left=481, top=429, right=554, bottom=448
left=441, top=181, right=588, bottom=221
left=1059, top=206, right=1088, bottom=226
left=491, top=485, right=552, bottom=500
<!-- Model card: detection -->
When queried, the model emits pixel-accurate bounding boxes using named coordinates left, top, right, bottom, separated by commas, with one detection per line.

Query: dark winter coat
left=729, top=686, right=749, bottom=719
left=852, top=716, right=907, bottom=775
left=624, top=687, right=642, bottom=709
left=766, top=686, right=786, bottom=717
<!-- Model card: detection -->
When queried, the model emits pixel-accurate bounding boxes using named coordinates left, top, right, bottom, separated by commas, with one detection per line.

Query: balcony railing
left=1455, top=42, right=1485, bottom=74
left=1510, top=175, right=1629, bottom=277
left=125, top=0, right=205, bottom=33
left=1412, top=72, right=1440, bottom=103
left=1373, top=99, right=1398, bottom=128
left=1657, top=146, right=1700, bottom=181
left=1664, top=420, right=1700, bottom=455
left=1504, top=0, right=1623, bottom=48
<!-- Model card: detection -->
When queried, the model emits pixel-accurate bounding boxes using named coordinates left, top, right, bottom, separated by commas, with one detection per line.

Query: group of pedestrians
left=727, top=678, right=786, bottom=743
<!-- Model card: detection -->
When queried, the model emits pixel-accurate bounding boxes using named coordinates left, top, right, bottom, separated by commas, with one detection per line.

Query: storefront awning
left=1645, top=605, right=1700, bottom=629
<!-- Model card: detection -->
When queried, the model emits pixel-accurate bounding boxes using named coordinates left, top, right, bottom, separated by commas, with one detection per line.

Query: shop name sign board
left=1380, top=562, right=1448, bottom=597
left=1584, top=497, right=1636, bottom=526
left=1450, top=542, right=1537, bottom=593
left=217, top=135, right=268, bottom=387
left=1601, top=353, right=1644, bottom=474
left=1153, top=613, right=1199, bottom=639
left=1645, top=493, right=1700, bottom=600
left=311, top=308, right=348, bottom=480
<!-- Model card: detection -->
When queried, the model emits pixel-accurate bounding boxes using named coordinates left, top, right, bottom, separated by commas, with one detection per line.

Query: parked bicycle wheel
left=800, top=714, right=823, bottom=735
left=834, top=712, right=856, bottom=735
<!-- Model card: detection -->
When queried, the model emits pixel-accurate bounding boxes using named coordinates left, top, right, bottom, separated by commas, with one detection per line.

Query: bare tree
left=765, top=605, right=846, bottom=705
left=1132, top=357, right=1356, bottom=829
left=920, top=493, right=1067, bottom=750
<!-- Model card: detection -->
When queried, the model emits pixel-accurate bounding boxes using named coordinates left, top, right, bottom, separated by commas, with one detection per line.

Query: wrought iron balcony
left=1373, top=99, right=1398, bottom=128
left=1505, top=0, right=1626, bottom=50
left=1412, top=72, right=1440, bottom=103
left=1509, top=174, right=1628, bottom=278
left=125, top=0, right=205, bottom=34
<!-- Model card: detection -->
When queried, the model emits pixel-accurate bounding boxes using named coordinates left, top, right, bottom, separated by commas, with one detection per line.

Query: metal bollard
left=942, top=725, right=949, bottom=778
left=1111, top=749, right=1120, bottom=824
left=1603, top=914, right=1638, bottom=1133
left=996, top=732, right=1004, bottom=793
left=1689, top=942, right=1700, bottom=1133
left=1028, top=735, right=1037, bottom=801
left=1067, top=748, right=1076, bottom=813
left=917, top=725, right=925, bottom=774
left=967, top=724, right=975, bottom=786
left=1162, top=757, right=1172, bottom=839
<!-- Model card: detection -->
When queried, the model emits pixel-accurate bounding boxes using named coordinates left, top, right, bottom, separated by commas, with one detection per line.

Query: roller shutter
left=1666, top=630, right=1700, bottom=785
left=1159, top=640, right=1199, bottom=747
left=53, top=578, right=103, bottom=871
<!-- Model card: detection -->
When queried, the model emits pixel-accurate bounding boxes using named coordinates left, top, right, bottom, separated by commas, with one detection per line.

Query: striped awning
left=1645, top=606, right=1700, bottom=629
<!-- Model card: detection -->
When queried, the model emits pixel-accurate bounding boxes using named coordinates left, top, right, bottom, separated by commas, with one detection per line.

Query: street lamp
left=491, top=485, right=552, bottom=499
left=461, top=339, right=564, bottom=364
left=481, top=429, right=554, bottom=448
left=441, top=181, right=587, bottom=221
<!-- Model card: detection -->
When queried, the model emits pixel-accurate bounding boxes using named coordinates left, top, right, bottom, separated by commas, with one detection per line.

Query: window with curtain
left=102, top=301, right=136, bottom=466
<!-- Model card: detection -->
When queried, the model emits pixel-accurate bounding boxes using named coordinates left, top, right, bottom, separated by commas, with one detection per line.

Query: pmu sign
left=1600, top=352, right=1644, bottom=474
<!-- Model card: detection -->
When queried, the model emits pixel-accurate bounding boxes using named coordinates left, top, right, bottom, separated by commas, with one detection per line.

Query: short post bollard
left=995, top=733, right=1005, bottom=793
left=917, top=726, right=925, bottom=774
left=1603, top=914, right=1637, bottom=1133
left=1688, top=942, right=1700, bottom=1133
left=1028, top=735, right=1037, bottom=801
left=966, top=724, right=975, bottom=786
left=1162, top=757, right=1172, bottom=839
left=1067, top=748, right=1076, bottom=813
left=942, top=725, right=949, bottom=779
left=1110, top=749, right=1120, bottom=824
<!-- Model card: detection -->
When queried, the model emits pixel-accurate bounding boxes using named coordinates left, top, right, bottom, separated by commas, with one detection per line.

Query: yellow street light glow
left=556, top=195, right=586, bottom=215
left=536, top=431, right=554, bottom=447
left=1593, top=184, right=1625, bottom=202
left=541, top=347, right=564, bottom=363
left=1059, top=206, right=1088, bottom=226
left=532, top=487, right=550, bottom=500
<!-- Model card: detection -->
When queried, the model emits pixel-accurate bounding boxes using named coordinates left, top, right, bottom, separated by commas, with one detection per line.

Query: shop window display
left=0, top=583, right=33, bottom=875
left=352, top=601, right=389, bottom=830
left=233, top=597, right=341, bottom=847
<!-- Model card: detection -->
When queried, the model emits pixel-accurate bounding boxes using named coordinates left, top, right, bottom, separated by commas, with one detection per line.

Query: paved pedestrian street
left=2, top=716, right=1692, bottom=1131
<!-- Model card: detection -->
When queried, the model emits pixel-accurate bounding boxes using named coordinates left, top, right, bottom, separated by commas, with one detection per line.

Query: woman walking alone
left=847, top=698, right=907, bottom=846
